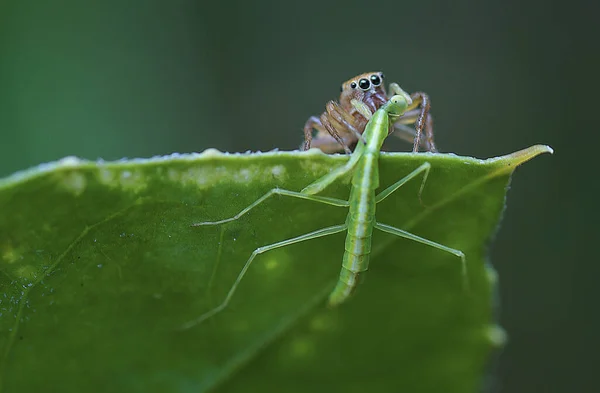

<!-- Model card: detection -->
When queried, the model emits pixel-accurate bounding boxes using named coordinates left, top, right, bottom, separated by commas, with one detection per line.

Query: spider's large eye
left=350, top=81, right=357, bottom=89
left=358, top=78, right=370, bottom=90
left=370, top=74, right=382, bottom=86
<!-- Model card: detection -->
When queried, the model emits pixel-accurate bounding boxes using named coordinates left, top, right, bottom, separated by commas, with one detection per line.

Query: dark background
left=0, top=1, right=596, bottom=392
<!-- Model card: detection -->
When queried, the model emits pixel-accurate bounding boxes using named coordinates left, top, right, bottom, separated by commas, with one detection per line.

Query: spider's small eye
left=370, top=74, right=381, bottom=86
left=358, top=78, right=370, bottom=90
left=380, top=73, right=385, bottom=80
left=350, top=82, right=357, bottom=89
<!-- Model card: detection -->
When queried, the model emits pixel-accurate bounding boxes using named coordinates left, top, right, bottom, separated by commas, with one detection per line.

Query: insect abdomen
left=328, top=265, right=366, bottom=307
left=327, top=196, right=375, bottom=307
left=327, top=148, right=379, bottom=307
left=328, top=226, right=373, bottom=307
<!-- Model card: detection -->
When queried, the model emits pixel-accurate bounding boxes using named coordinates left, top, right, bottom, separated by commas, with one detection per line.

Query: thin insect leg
left=180, top=223, right=348, bottom=329
left=350, top=99, right=372, bottom=120
left=206, top=227, right=226, bottom=302
left=375, top=163, right=431, bottom=204
left=301, top=148, right=365, bottom=195
left=373, top=222, right=469, bottom=290
left=326, top=101, right=366, bottom=146
left=192, top=189, right=349, bottom=226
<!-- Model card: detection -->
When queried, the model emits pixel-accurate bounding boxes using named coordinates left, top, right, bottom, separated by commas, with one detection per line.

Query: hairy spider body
left=302, top=72, right=437, bottom=154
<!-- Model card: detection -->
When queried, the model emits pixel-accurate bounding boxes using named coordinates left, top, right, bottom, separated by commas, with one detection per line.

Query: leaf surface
left=0, top=146, right=552, bottom=392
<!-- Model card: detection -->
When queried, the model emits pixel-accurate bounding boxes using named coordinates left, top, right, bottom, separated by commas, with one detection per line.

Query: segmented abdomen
left=327, top=230, right=373, bottom=307
left=327, top=159, right=377, bottom=307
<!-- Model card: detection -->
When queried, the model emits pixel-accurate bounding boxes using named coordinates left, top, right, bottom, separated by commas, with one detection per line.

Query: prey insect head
left=384, top=95, right=410, bottom=121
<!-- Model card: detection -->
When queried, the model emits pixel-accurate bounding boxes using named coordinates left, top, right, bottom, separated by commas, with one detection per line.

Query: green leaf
left=0, top=146, right=552, bottom=392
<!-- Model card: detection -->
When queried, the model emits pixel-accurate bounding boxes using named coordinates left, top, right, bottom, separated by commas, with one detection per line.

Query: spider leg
left=407, top=92, right=432, bottom=153
left=326, top=101, right=366, bottom=146
left=311, top=134, right=357, bottom=153
left=302, top=116, right=321, bottom=151
left=393, top=110, right=437, bottom=152
left=387, top=84, right=436, bottom=152
left=318, top=100, right=360, bottom=154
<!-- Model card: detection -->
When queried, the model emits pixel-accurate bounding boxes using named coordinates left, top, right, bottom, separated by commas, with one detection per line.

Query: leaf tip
left=492, top=144, right=553, bottom=171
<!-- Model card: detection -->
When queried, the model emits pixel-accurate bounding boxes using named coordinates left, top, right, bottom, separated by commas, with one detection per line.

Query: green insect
left=182, top=92, right=467, bottom=329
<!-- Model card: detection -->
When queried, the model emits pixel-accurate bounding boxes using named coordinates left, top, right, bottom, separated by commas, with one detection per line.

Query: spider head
left=339, top=72, right=387, bottom=113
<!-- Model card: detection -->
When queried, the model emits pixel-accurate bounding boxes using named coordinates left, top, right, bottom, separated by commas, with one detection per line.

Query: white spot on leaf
left=118, top=170, right=146, bottom=192
left=270, top=165, right=286, bottom=179
left=98, top=168, right=115, bottom=185
left=60, top=172, right=86, bottom=195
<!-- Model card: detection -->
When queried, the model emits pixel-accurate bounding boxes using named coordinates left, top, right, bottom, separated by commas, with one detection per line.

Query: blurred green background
left=0, top=0, right=595, bottom=392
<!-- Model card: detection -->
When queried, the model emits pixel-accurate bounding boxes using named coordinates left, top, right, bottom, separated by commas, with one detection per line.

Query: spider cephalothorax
left=303, top=71, right=437, bottom=153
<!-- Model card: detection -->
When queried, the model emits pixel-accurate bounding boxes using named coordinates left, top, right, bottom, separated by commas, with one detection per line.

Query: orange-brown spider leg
left=311, top=135, right=353, bottom=153
left=303, top=116, right=321, bottom=151
left=321, top=112, right=352, bottom=154
left=326, top=101, right=367, bottom=146
left=303, top=115, right=354, bottom=153
left=423, top=113, right=436, bottom=152
left=396, top=109, right=437, bottom=152
left=407, top=92, right=432, bottom=153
